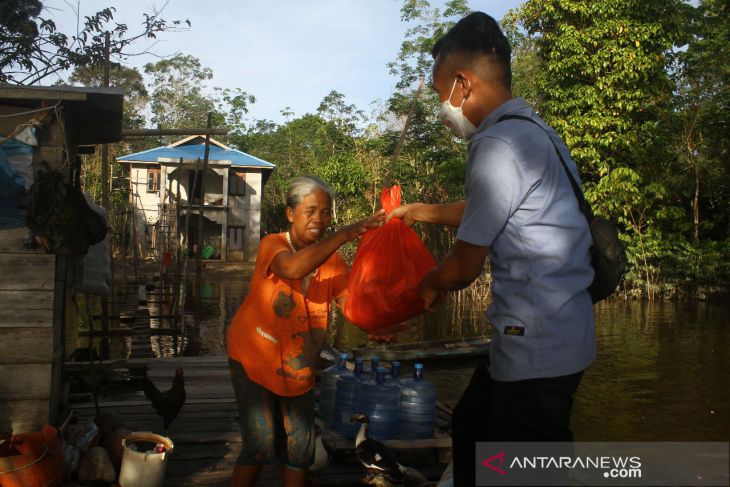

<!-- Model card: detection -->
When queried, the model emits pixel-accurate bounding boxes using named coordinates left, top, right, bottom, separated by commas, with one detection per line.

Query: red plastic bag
left=344, top=185, right=436, bottom=332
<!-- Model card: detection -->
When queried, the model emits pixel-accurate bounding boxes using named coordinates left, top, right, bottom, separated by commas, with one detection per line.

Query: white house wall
left=130, top=164, right=160, bottom=225
left=126, top=162, right=267, bottom=262
left=159, top=164, right=186, bottom=202
left=229, top=171, right=263, bottom=262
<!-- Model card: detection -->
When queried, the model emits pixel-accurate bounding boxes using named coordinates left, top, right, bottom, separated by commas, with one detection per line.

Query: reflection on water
left=573, top=300, right=730, bottom=441
left=147, top=279, right=247, bottom=358
left=110, top=272, right=729, bottom=442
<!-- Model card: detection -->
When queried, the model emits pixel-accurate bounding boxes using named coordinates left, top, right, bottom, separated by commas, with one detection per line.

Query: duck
left=351, top=413, right=405, bottom=484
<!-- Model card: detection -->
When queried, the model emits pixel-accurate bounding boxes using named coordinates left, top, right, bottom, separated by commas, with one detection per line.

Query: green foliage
left=515, top=0, right=691, bottom=179
left=506, top=0, right=729, bottom=298
left=661, top=0, right=730, bottom=242
left=144, top=54, right=217, bottom=129
left=0, top=0, right=190, bottom=85
left=388, top=0, right=470, bottom=89
left=215, top=87, right=256, bottom=137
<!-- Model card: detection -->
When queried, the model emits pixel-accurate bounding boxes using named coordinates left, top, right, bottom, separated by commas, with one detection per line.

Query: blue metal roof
left=117, top=142, right=275, bottom=169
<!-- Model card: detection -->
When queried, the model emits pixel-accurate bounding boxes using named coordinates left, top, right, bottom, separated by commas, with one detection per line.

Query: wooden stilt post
left=193, top=114, right=212, bottom=333
left=100, top=31, right=112, bottom=359
left=173, top=158, right=182, bottom=336
left=196, top=113, right=212, bottom=283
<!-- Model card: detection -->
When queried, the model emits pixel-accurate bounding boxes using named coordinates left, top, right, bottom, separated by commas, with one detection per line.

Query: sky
left=43, top=0, right=523, bottom=124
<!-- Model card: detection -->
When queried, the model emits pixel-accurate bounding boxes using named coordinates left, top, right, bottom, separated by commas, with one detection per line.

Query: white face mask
left=439, top=78, right=477, bottom=140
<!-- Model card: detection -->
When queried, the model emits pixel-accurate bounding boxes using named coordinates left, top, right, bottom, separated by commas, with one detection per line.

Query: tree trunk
left=693, top=161, right=700, bottom=245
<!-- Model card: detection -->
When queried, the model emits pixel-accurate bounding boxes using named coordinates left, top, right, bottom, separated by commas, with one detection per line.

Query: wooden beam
left=0, top=327, right=53, bottom=363
left=0, top=399, right=49, bottom=434
left=0, top=290, right=54, bottom=310
left=0, top=255, right=55, bottom=290
left=121, top=128, right=229, bottom=138
left=0, top=86, right=87, bottom=101
left=0, top=363, right=52, bottom=400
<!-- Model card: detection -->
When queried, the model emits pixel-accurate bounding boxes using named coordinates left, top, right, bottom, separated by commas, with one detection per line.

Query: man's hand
left=387, top=204, right=419, bottom=227
left=417, top=240, right=488, bottom=310
left=419, top=268, right=445, bottom=310
left=386, top=201, right=465, bottom=228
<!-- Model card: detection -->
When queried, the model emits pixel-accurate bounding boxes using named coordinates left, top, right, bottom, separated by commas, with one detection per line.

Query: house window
left=228, top=226, right=244, bottom=251
left=229, top=171, right=246, bottom=196
left=147, top=168, right=160, bottom=193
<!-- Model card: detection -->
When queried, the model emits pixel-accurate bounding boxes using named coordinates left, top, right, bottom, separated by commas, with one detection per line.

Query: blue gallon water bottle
left=319, top=352, right=349, bottom=426
left=333, top=357, right=365, bottom=438
left=387, top=361, right=401, bottom=383
left=354, top=366, right=400, bottom=440
left=398, top=362, right=437, bottom=439
left=369, top=356, right=380, bottom=377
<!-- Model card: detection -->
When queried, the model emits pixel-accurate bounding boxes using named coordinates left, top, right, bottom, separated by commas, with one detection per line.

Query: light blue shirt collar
left=474, top=97, right=529, bottom=135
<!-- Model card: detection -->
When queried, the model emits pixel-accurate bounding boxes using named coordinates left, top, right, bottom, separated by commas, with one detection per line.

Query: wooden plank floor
left=70, top=356, right=449, bottom=486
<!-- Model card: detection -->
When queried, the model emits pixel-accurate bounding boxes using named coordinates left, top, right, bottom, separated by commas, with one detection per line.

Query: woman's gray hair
left=285, top=176, right=335, bottom=208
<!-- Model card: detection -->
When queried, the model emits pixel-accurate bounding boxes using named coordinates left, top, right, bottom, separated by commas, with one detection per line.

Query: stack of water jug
left=319, top=352, right=437, bottom=440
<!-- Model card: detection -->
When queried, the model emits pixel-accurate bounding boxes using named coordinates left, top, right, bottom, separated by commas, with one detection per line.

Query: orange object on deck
left=0, top=424, right=64, bottom=487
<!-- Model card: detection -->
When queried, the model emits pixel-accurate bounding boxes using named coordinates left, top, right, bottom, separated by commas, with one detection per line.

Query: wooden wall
left=0, top=228, right=62, bottom=434
left=0, top=88, right=122, bottom=435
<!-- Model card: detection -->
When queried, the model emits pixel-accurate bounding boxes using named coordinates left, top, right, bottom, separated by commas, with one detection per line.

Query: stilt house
left=117, top=137, right=275, bottom=262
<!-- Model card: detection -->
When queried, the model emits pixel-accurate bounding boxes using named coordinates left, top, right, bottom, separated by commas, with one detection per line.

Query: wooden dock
left=68, top=355, right=451, bottom=486
left=351, top=336, right=489, bottom=362
left=64, top=275, right=450, bottom=485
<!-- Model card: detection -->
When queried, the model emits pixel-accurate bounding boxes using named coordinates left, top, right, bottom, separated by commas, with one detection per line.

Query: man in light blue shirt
left=390, top=11, right=595, bottom=487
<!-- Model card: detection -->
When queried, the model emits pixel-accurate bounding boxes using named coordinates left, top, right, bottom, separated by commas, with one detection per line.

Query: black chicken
left=142, top=367, right=186, bottom=434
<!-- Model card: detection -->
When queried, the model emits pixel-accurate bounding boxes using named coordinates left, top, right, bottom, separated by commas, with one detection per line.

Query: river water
left=140, top=276, right=729, bottom=442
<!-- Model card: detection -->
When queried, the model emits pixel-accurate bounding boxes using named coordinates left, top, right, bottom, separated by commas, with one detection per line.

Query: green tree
left=513, top=0, right=692, bottom=179
left=215, top=87, right=256, bottom=138
left=502, top=13, right=542, bottom=110
left=317, top=90, right=365, bottom=137
left=144, top=54, right=217, bottom=129
left=510, top=0, right=695, bottom=296
left=0, top=0, right=189, bottom=84
left=241, top=91, right=377, bottom=234
left=665, top=0, right=729, bottom=243
left=382, top=0, right=472, bottom=258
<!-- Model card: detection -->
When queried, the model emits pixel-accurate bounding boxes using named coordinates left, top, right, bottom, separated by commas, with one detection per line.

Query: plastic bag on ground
left=343, top=185, right=436, bottom=332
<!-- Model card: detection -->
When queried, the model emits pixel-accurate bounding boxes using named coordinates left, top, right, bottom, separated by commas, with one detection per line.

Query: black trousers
left=451, top=360, right=584, bottom=487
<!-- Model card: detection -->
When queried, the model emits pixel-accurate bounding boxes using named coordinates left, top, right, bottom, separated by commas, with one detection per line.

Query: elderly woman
left=227, top=176, right=384, bottom=487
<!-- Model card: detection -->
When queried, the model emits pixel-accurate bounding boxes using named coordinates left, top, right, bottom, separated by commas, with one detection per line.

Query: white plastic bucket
left=118, top=432, right=174, bottom=487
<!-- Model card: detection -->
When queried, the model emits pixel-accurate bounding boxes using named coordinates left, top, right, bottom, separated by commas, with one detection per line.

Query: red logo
left=482, top=451, right=507, bottom=475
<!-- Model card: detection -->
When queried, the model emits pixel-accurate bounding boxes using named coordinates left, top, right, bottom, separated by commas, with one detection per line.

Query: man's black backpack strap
left=497, top=114, right=627, bottom=302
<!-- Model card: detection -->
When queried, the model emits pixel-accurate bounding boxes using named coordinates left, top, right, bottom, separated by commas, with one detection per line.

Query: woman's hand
left=386, top=203, right=420, bottom=227
left=337, top=209, right=385, bottom=243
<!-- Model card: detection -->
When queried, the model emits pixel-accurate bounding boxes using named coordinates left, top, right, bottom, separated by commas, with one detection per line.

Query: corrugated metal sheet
left=117, top=143, right=275, bottom=168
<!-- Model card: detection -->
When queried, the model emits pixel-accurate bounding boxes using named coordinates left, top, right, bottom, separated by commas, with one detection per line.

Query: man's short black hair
left=432, top=12, right=512, bottom=89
